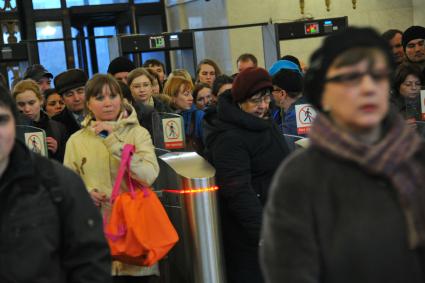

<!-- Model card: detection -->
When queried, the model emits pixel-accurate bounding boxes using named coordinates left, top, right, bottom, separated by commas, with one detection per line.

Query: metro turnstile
left=153, top=151, right=225, bottom=283
left=262, top=17, right=348, bottom=70
left=108, top=31, right=198, bottom=77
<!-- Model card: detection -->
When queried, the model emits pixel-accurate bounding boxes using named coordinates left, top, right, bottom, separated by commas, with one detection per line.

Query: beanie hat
left=304, top=27, right=394, bottom=111
left=54, top=69, right=88, bottom=95
left=268, top=60, right=302, bottom=76
left=232, top=67, right=273, bottom=102
left=23, top=64, right=53, bottom=81
left=272, top=69, right=303, bottom=93
left=402, top=26, right=425, bottom=50
left=107, top=56, right=136, bottom=75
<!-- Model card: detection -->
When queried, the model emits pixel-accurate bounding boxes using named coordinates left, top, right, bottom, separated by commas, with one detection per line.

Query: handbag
left=103, top=144, right=179, bottom=266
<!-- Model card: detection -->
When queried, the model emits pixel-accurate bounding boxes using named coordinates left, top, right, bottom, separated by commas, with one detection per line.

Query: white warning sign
left=295, top=104, right=317, bottom=135
left=162, top=117, right=184, bottom=149
left=421, top=90, right=425, bottom=121
left=24, top=131, right=47, bottom=157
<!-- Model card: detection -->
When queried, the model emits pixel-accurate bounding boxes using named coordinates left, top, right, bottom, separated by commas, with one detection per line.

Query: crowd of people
left=0, top=24, right=425, bottom=283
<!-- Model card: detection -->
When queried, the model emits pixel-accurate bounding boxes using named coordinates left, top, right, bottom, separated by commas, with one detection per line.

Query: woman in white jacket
left=64, top=73, right=160, bottom=283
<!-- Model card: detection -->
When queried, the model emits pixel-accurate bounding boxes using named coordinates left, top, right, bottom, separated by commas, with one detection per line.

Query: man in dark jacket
left=271, top=68, right=306, bottom=136
left=0, top=84, right=111, bottom=282
left=203, top=67, right=289, bottom=283
left=403, top=25, right=425, bottom=78
left=53, top=69, right=88, bottom=136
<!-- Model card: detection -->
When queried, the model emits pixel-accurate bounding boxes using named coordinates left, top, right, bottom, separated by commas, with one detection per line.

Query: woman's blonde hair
left=12, top=79, right=43, bottom=101
left=127, top=67, right=154, bottom=87
left=168, top=69, right=193, bottom=82
left=163, top=76, right=194, bottom=99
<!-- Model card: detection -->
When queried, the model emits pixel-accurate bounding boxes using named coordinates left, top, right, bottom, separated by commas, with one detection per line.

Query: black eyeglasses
left=324, top=70, right=391, bottom=85
left=247, top=94, right=271, bottom=105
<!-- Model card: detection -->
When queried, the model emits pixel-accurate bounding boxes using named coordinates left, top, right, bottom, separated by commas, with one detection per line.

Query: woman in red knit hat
left=203, top=67, right=290, bottom=283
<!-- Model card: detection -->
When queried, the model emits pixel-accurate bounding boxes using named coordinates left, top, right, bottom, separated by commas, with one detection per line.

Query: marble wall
left=413, top=0, right=425, bottom=26
left=165, top=0, right=417, bottom=75
left=226, top=0, right=414, bottom=72
left=165, top=0, right=233, bottom=75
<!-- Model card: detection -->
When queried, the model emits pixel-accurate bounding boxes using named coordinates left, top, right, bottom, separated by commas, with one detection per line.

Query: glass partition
left=35, top=21, right=66, bottom=77
left=32, top=0, right=61, bottom=9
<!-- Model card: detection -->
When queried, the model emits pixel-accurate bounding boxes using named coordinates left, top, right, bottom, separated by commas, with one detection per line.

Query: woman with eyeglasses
left=127, top=67, right=172, bottom=113
left=391, top=63, right=424, bottom=124
left=203, top=67, right=290, bottom=283
left=261, top=27, right=425, bottom=283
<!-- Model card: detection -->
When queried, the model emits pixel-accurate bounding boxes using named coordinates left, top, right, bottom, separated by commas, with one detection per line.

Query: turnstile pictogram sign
left=162, top=117, right=184, bottom=149
left=295, top=104, right=317, bottom=135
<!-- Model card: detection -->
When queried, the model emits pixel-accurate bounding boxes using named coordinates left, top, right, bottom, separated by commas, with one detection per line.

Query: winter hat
left=304, top=26, right=394, bottom=111
left=402, top=26, right=425, bottom=50
left=23, top=64, right=53, bottom=82
left=54, top=69, right=88, bottom=95
left=272, top=69, right=303, bottom=93
left=107, top=56, right=136, bottom=75
left=232, top=67, right=273, bottom=102
left=268, top=60, right=302, bottom=76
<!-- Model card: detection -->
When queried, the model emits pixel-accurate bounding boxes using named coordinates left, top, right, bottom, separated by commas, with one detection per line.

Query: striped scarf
left=309, top=112, right=425, bottom=248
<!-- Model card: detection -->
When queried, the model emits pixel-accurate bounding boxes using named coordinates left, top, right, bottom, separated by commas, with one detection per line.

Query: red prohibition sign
left=298, top=105, right=314, bottom=125
left=165, top=120, right=179, bottom=140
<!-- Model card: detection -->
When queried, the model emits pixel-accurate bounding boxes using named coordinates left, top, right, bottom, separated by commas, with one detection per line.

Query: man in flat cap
left=23, top=64, right=53, bottom=93
left=53, top=69, right=88, bottom=136
left=403, top=25, right=425, bottom=77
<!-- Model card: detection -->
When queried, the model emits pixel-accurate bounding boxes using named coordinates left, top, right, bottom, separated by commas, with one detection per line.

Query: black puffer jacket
left=203, top=90, right=289, bottom=283
left=0, top=141, right=112, bottom=283
left=52, top=108, right=81, bottom=137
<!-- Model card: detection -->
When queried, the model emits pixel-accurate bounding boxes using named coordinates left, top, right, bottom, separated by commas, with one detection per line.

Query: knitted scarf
left=309, top=112, right=425, bottom=249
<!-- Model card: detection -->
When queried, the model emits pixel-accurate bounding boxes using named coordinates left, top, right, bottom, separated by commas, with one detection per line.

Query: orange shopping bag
left=104, top=144, right=179, bottom=266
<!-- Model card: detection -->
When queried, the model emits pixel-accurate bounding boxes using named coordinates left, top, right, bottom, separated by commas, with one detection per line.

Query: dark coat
left=52, top=108, right=82, bottom=137
left=133, top=101, right=157, bottom=139
left=0, top=141, right=112, bottom=283
left=153, top=96, right=173, bottom=113
left=203, top=91, right=290, bottom=283
left=32, top=111, right=69, bottom=162
left=261, top=146, right=425, bottom=283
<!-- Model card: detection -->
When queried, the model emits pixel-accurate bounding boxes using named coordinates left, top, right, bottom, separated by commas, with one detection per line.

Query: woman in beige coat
left=64, top=74, right=160, bottom=283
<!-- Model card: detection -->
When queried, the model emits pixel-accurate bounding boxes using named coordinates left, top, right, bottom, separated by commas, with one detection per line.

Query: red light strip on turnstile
left=163, top=186, right=219, bottom=194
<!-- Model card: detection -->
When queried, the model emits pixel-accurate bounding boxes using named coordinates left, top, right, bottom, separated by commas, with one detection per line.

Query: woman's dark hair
left=393, top=62, right=424, bottom=92
left=117, top=80, right=136, bottom=105
left=192, top=83, right=211, bottom=101
left=211, top=74, right=233, bottom=96
left=85, top=74, right=123, bottom=111
left=196, top=59, right=222, bottom=81
left=0, top=83, right=19, bottom=122
left=43, top=88, right=59, bottom=101
left=146, top=68, right=164, bottom=93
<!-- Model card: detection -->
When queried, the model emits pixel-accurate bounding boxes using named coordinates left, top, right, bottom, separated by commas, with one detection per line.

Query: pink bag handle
left=110, top=144, right=136, bottom=203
